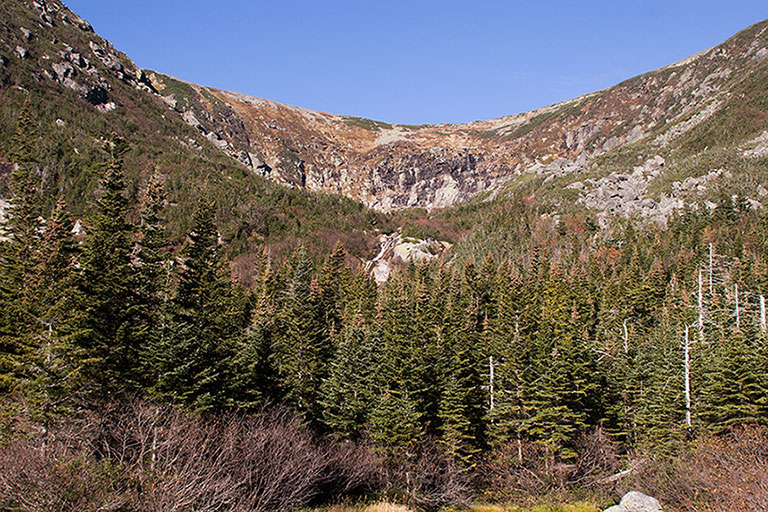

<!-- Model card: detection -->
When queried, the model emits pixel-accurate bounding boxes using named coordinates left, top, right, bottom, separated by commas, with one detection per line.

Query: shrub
left=384, top=441, right=472, bottom=510
left=0, top=399, right=382, bottom=512
left=622, top=425, right=768, bottom=512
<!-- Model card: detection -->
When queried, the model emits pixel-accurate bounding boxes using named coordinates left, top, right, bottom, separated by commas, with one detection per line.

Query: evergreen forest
left=2, top=101, right=768, bottom=512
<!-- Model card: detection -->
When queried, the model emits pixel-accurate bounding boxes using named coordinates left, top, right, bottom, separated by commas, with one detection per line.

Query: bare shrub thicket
left=475, top=427, right=620, bottom=504
left=384, top=441, right=472, bottom=510
left=0, top=400, right=381, bottom=512
left=623, top=425, right=768, bottom=512
left=0, top=432, right=131, bottom=511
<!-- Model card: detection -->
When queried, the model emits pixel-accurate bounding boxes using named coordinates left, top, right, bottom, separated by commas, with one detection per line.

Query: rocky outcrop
left=2, top=0, right=156, bottom=114
left=366, top=231, right=452, bottom=283
left=604, top=491, right=663, bottom=512
left=573, top=156, right=681, bottom=226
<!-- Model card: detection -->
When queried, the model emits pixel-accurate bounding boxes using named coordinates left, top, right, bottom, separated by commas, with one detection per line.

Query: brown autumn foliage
left=2, top=397, right=765, bottom=512
left=383, top=440, right=473, bottom=511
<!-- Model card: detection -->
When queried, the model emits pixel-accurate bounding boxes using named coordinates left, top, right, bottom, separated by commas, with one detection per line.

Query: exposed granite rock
left=671, top=168, right=729, bottom=194
left=603, top=136, right=620, bottom=151
left=51, top=60, right=74, bottom=79
left=365, top=232, right=451, bottom=283
left=576, top=156, right=680, bottom=225
left=604, top=491, right=663, bottom=512
left=13, top=0, right=768, bottom=220
left=742, top=131, right=768, bottom=159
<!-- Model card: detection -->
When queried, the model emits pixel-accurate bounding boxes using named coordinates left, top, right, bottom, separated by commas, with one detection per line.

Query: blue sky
left=65, top=1, right=767, bottom=125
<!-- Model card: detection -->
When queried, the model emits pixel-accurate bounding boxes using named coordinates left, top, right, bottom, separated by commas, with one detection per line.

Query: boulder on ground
left=604, top=491, right=663, bottom=512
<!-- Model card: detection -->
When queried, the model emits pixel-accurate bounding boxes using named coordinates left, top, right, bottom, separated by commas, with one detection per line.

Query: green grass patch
left=344, top=116, right=393, bottom=131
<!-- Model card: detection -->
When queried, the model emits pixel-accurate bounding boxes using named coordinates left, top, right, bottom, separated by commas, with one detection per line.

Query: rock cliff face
left=148, top=18, right=768, bottom=213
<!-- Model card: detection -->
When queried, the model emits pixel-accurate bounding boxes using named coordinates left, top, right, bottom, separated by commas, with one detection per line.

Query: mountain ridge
left=147, top=17, right=768, bottom=213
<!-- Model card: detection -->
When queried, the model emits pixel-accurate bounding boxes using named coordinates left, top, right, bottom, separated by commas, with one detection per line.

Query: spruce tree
left=524, top=267, right=598, bottom=463
left=0, top=100, right=45, bottom=390
left=369, top=388, right=422, bottom=455
left=229, top=254, right=280, bottom=407
left=24, top=199, right=83, bottom=427
left=487, top=267, right=533, bottom=457
left=154, top=199, right=248, bottom=409
left=698, top=329, right=764, bottom=433
left=271, top=245, right=331, bottom=422
left=135, top=172, right=172, bottom=386
left=320, top=312, right=380, bottom=438
left=437, top=272, right=487, bottom=463
left=369, top=276, right=423, bottom=452
left=75, top=154, right=139, bottom=394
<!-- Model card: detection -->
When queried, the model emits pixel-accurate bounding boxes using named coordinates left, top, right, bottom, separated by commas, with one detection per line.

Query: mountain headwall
left=3, top=0, right=768, bottom=221
left=149, top=19, right=768, bottom=211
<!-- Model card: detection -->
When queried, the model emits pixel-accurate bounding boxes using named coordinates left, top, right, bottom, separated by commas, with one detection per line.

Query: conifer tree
left=410, top=269, right=447, bottom=436
left=0, top=99, right=44, bottom=372
left=229, top=253, right=281, bottom=406
left=369, top=388, right=422, bottom=454
left=154, top=199, right=248, bottom=409
left=487, top=267, right=533, bottom=456
left=135, top=172, right=172, bottom=386
left=0, top=101, right=81, bottom=414
left=369, top=276, right=423, bottom=451
left=318, top=243, right=350, bottom=334
left=24, top=199, right=83, bottom=426
left=633, top=317, right=687, bottom=452
left=75, top=148, right=140, bottom=393
left=320, top=312, right=381, bottom=438
left=698, top=329, right=765, bottom=433
left=271, top=245, right=330, bottom=421
left=436, top=271, right=487, bottom=462
left=524, top=267, right=598, bottom=463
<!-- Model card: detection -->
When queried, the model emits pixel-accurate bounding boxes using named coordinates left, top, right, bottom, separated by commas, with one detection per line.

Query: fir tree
left=135, top=172, right=172, bottom=386
left=1, top=102, right=85, bottom=417
left=437, top=273, right=487, bottom=462
left=524, top=267, right=599, bottom=463
left=699, top=329, right=765, bottom=433
left=23, top=199, right=83, bottom=429
left=320, top=312, right=380, bottom=438
left=487, top=267, right=533, bottom=458
left=229, top=254, right=280, bottom=407
left=369, top=388, right=422, bottom=455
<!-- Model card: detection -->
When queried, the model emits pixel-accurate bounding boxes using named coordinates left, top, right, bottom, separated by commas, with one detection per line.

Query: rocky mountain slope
left=150, top=19, right=768, bottom=216
left=0, top=0, right=396, bottom=261
left=2, top=0, right=768, bottom=262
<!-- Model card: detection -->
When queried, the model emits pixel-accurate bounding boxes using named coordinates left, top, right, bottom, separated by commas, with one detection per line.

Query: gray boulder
left=604, top=491, right=663, bottom=512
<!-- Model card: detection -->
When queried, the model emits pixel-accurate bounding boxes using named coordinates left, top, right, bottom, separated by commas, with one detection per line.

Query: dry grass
left=312, top=502, right=599, bottom=512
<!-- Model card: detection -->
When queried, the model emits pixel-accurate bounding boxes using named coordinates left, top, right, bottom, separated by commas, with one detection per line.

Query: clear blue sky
left=64, top=1, right=767, bottom=125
